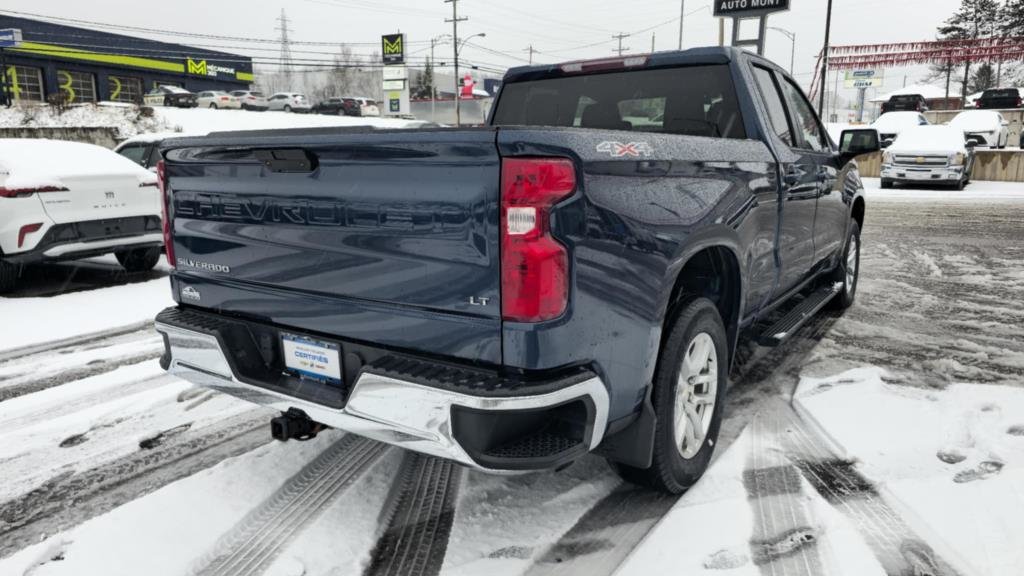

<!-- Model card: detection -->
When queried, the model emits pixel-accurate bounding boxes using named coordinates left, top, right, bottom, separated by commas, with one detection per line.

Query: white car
left=196, top=91, right=241, bottom=110
left=871, top=111, right=929, bottom=147
left=354, top=97, right=381, bottom=117
left=230, top=90, right=268, bottom=111
left=267, top=93, right=312, bottom=113
left=881, top=125, right=976, bottom=190
left=949, top=110, right=1011, bottom=149
left=0, top=139, right=163, bottom=292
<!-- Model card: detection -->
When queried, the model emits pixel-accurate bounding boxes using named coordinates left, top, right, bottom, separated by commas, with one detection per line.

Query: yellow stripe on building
left=8, top=42, right=185, bottom=73
left=236, top=71, right=254, bottom=82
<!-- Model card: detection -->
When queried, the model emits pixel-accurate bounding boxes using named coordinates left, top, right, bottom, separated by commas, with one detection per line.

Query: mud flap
left=594, top=385, right=656, bottom=469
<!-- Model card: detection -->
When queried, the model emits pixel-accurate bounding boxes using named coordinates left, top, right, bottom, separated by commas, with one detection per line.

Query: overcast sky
left=3, top=0, right=963, bottom=98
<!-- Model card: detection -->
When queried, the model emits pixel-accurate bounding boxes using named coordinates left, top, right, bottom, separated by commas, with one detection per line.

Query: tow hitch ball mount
left=270, top=408, right=323, bottom=442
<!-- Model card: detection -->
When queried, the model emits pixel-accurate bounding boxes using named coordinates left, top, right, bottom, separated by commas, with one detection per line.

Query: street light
left=768, top=26, right=796, bottom=76
left=429, top=34, right=452, bottom=122
left=455, top=32, right=486, bottom=126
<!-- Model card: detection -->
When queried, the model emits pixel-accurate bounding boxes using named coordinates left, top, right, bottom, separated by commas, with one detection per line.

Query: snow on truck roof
left=950, top=110, right=1003, bottom=131
left=0, top=138, right=156, bottom=190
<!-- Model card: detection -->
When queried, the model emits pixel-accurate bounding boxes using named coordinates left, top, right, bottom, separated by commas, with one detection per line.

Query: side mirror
left=838, top=128, right=881, bottom=164
left=965, top=139, right=978, bottom=149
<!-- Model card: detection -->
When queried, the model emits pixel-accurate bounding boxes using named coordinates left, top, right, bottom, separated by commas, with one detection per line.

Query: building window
left=108, top=75, right=144, bottom=104
left=2, top=65, right=45, bottom=102
left=56, top=70, right=97, bottom=103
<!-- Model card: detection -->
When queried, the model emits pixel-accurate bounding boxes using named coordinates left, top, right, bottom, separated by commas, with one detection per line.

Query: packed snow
left=887, top=125, right=968, bottom=154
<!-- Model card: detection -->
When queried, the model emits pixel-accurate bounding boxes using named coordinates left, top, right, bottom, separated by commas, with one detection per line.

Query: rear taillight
left=157, top=160, right=175, bottom=268
left=220, top=96, right=229, bottom=101
left=500, top=158, right=575, bottom=322
left=976, top=100, right=982, bottom=108
left=18, top=223, right=43, bottom=248
left=1017, top=97, right=1022, bottom=107
left=0, top=185, right=68, bottom=198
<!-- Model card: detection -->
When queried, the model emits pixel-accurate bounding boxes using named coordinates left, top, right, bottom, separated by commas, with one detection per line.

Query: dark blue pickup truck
left=154, top=47, right=878, bottom=494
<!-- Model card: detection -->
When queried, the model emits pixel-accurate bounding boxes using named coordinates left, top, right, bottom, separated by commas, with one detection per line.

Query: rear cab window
left=491, top=64, right=747, bottom=139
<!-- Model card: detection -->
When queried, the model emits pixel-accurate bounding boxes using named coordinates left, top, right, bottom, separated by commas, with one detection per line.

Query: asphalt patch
left=793, top=458, right=877, bottom=503
left=743, top=465, right=804, bottom=498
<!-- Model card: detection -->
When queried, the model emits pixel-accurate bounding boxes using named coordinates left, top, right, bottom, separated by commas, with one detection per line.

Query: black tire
left=0, top=258, right=18, bottom=294
left=614, top=298, right=728, bottom=494
left=209, top=103, right=218, bottom=109
left=116, top=247, right=161, bottom=273
left=953, top=178, right=966, bottom=191
left=284, top=105, right=292, bottom=113
left=163, top=97, right=171, bottom=107
left=830, top=220, right=861, bottom=310
left=880, top=179, right=893, bottom=189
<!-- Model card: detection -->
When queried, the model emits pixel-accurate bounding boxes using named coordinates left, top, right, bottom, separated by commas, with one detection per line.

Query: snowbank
left=863, top=178, right=1024, bottom=202
left=0, top=103, right=172, bottom=139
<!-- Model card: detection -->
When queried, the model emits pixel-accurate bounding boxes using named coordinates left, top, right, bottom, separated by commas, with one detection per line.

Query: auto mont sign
left=714, top=0, right=790, bottom=17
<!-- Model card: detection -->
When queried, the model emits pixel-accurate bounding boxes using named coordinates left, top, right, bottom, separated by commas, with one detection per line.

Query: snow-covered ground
left=0, top=102, right=418, bottom=141
left=0, top=183, right=1022, bottom=575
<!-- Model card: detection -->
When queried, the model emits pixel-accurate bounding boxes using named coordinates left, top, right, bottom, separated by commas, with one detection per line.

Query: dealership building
left=0, top=15, right=254, bottom=104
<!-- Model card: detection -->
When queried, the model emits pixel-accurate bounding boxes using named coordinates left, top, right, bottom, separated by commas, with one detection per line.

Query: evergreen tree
left=969, top=62, right=997, bottom=92
left=413, top=60, right=435, bottom=99
left=1001, top=0, right=1024, bottom=36
left=938, top=0, right=1001, bottom=102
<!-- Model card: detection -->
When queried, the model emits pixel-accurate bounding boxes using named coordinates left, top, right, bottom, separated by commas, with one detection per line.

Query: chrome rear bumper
left=155, top=321, right=609, bottom=472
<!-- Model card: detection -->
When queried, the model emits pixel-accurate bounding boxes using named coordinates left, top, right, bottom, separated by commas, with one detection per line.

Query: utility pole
left=613, top=33, right=630, bottom=57
left=524, top=44, right=536, bottom=64
left=445, top=0, right=467, bottom=126
left=430, top=36, right=443, bottom=123
left=651, top=33, right=656, bottom=53
left=719, top=18, right=725, bottom=46
left=275, top=9, right=294, bottom=82
left=817, top=0, right=834, bottom=116
left=678, top=0, right=685, bottom=50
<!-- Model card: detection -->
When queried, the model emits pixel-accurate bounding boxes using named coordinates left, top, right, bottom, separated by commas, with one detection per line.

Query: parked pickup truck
left=154, top=47, right=878, bottom=494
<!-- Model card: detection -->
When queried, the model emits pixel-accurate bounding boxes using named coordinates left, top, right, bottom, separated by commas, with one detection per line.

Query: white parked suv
left=267, top=92, right=312, bottom=113
left=949, top=110, right=1011, bottom=149
left=0, top=139, right=163, bottom=293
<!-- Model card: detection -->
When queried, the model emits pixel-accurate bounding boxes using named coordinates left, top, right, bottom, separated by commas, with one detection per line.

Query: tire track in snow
left=777, top=403, right=964, bottom=576
left=0, top=410, right=268, bottom=559
left=363, top=453, right=462, bottom=576
left=0, top=350, right=164, bottom=403
left=743, top=410, right=825, bottom=576
left=523, top=483, right=677, bottom=576
left=192, top=435, right=388, bottom=576
left=0, top=322, right=155, bottom=364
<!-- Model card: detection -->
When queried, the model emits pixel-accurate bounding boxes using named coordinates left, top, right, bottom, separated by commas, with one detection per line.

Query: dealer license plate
left=281, top=333, right=342, bottom=383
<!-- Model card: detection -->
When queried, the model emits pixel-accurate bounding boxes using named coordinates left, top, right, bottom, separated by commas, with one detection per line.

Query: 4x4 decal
left=597, top=141, right=654, bottom=158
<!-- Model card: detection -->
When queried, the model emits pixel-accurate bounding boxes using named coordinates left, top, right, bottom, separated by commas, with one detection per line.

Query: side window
left=117, top=145, right=147, bottom=166
left=779, top=79, right=829, bottom=152
left=146, top=144, right=161, bottom=169
left=752, top=66, right=794, bottom=147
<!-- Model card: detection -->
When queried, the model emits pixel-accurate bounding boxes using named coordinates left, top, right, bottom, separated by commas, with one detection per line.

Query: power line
left=445, top=0, right=468, bottom=126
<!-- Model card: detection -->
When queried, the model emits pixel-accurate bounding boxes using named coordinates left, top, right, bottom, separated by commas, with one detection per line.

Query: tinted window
left=752, top=66, right=794, bottom=147
left=492, top=65, right=747, bottom=139
left=117, top=144, right=147, bottom=166
left=779, top=79, right=829, bottom=152
left=985, top=89, right=1017, bottom=98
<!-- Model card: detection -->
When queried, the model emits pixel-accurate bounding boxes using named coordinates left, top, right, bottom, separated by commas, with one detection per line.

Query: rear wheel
left=0, top=259, right=18, bottom=294
left=209, top=103, right=218, bottom=109
left=880, top=179, right=893, bottom=189
left=614, top=298, right=728, bottom=494
left=284, top=105, right=292, bottom=113
left=830, top=220, right=861, bottom=310
left=116, top=247, right=161, bottom=272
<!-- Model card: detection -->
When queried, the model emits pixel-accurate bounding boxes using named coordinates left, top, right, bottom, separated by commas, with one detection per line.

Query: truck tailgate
left=162, top=128, right=502, bottom=364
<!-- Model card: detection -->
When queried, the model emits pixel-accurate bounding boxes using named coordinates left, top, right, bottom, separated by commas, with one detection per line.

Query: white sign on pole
left=844, top=69, right=884, bottom=89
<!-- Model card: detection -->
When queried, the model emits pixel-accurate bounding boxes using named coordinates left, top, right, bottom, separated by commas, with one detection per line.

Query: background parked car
left=881, top=125, right=976, bottom=190
left=949, top=110, right=1010, bottom=149
left=230, top=90, right=268, bottom=111
left=354, top=97, right=381, bottom=116
left=312, top=97, right=361, bottom=116
left=267, top=93, right=312, bottom=113
left=0, top=139, right=163, bottom=292
left=142, top=85, right=197, bottom=108
left=872, top=111, right=929, bottom=147
left=881, top=94, right=929, bottom=113
left=975, top=88, right=1022, bottom=110
left=196, top=91, right=241, bottom=110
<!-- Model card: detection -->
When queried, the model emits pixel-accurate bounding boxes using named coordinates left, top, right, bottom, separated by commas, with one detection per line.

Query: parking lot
left=1, top=182, right=1021, bottom=576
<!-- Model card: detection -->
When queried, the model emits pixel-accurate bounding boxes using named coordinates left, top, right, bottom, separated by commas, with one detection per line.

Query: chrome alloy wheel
left=846, top=234, right=858, bottom=289
left=674, top=332, right=718, bottom=459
